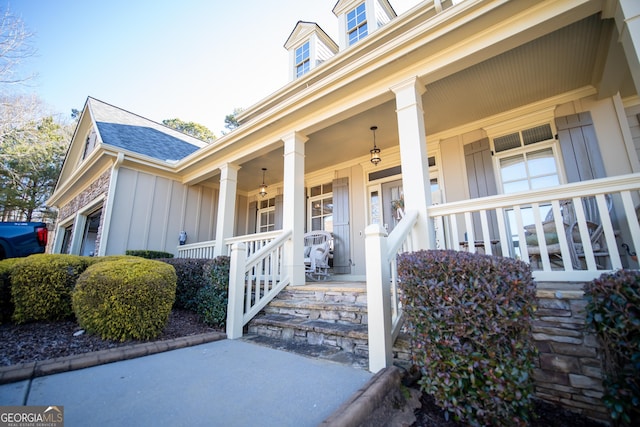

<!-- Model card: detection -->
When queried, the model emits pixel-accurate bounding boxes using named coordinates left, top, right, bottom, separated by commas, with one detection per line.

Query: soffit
left=231, top=13, right=627, bottom=193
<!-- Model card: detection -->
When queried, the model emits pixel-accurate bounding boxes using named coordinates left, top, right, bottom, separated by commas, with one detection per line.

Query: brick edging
left=0, top=332, right=226, bottom=385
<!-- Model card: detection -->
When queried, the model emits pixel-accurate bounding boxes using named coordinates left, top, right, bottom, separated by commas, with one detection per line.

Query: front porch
left=178, top=172, right=640, bottom=284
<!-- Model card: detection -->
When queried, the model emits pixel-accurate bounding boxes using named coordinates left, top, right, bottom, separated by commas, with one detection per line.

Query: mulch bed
left=0, top=309, right=218, bottom=366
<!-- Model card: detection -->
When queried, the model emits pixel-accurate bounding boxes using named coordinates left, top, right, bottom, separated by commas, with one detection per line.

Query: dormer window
left=295, top=41, right=311, bottom=78
left=284, top=22, right=338, bottom=81
left=347, top=3, right=368, bottom=45
left=333, top=0, right=396, bottom=51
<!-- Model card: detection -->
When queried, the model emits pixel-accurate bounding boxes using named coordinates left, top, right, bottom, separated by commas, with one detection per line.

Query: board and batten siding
left=106, top=168, right=217, bottom=255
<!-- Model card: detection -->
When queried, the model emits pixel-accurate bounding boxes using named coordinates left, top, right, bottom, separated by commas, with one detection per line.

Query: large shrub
left=195, top=256, right=230, bottom=327
left=125, top=250, right=174, bottom=259
left=584, top=270, right=640, bottom=425
left=161, top=258, right=215, bottom=310
left=11, top=254, right=92, bottom=323
left=72, top=258, right=177, bottom=341
left=0, top=258, right=21, bottom=324
left=160, top=256, right=230, bottom=323
left=398, top=249, right=537, bottom=426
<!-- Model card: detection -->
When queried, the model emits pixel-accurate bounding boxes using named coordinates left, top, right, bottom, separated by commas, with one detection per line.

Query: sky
left=11, top=0, right=420, bottom=135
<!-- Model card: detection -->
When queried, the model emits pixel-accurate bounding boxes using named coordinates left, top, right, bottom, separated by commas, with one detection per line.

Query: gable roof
left=284, top=21, right=338, bottom=51
left=87, top=97, right=208, bottom=163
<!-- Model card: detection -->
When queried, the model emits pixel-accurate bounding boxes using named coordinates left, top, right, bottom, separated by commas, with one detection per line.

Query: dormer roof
left=284, top=21, right=337, bottom=52
left=332, top=0, right=396, bottom=18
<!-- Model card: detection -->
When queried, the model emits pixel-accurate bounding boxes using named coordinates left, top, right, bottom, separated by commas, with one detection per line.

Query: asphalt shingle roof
left=87, top=97, right=207, bottom=163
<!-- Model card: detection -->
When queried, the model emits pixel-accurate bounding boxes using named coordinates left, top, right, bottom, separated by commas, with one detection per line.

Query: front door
left=368, top=179, right=404, bottom=234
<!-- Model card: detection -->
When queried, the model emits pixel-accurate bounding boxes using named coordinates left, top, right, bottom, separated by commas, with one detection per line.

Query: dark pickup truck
left=0, top=222, right=48, bottom=260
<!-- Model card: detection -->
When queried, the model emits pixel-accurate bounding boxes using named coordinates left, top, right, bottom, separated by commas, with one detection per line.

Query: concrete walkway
left=0, top=339, right=373, bottom=426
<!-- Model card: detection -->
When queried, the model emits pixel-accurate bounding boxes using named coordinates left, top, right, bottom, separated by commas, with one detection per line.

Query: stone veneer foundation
left=533, top=284, right=609, bottom=423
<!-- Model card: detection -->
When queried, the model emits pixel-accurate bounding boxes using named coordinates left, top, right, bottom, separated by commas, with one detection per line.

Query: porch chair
left=303, top=230, right=332, bottom=281
left=566, top=195, right=615, bottom=269
left=525, top=200, right=574, bottom=268
left=526, top=196, right=614, bottom=269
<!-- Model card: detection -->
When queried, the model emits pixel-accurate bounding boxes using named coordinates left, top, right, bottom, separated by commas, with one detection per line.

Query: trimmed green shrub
left=160, top=258, right=215, bottom=310
left=160, top=256, right=230, bottom=314
left=194, top=256, right=230, bottom=327
left=0, top=258, right=21, bottom=324
left=11, top=254, right=92, bottom=323
left=195, top=285, right=228, bottom=328
left=584, top=270, right=640, bottom=425
left=72, top=258, right=177, bottom=341
left=398, top=250, right=537, bottom=426
left=125, top=250, right=174, bottom=259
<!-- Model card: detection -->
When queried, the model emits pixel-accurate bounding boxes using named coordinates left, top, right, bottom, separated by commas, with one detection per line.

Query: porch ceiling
left=232, top=14, right=632, bottom=193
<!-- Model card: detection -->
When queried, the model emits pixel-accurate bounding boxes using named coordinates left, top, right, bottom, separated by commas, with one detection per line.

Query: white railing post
left=365, top=223, right=393, bottom=373
left=226, top=242, right=247, bottom=339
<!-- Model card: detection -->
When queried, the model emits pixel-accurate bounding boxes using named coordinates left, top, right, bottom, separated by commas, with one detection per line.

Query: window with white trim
left=347, top=3, right=368, bottom=46
left=493, top=123, right=560, bottom=194
left=257, top=198, right=276, bottom=233
left=308, top=183, right=333, bottom=232
left=295, top=41, right=310, bottom=78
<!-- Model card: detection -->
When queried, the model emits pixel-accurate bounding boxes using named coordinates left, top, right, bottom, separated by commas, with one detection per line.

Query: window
left=493, top=124, right=559, bottom=194
left=82, top=128, right=98, bottom=160
left=309, top=183, right=333, bottom=232
left=80, top=209, right=102, bottom=256
left=61, top=224, right=73, bottom=254
left=295, top=41, right=310, bottom=78
left=257, top=198, right=276, bottom=233
left=347, top=3, right=368, bottom=46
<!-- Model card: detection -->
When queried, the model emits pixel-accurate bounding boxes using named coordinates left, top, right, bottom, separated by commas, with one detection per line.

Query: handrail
left=365, top=209, right=419, bottom=373
left=387, top=209, right=419, bottom=259
left=226, top=230, right=292, bottom=339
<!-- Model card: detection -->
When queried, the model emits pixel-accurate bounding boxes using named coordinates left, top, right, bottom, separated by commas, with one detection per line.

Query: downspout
left=97, top=153, right=125, bottom=256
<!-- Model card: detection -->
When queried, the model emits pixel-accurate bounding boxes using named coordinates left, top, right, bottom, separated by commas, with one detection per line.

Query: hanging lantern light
left=369, top=126, right=381, bottom=166
left=258, top=168, right=268, bottom=197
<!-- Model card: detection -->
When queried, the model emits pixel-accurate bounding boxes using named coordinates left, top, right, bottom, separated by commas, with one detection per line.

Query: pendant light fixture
left=258, top=168, right=268, bottom=197
left=369, top=126, right=381, bottom=166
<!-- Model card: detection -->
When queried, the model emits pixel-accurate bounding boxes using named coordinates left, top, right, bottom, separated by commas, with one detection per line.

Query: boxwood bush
left=584, top=270, right=640, bottom=425
left=11, top=254, right=92, bottom=323
left=398, top=249, right=537, bottom=426
left=72, top=258, right=177, bottom=341
left=0, top=258, right=21, bottom=324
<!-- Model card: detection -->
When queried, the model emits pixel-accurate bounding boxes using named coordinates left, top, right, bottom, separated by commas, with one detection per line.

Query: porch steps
left=245, top=282, right=412, bottom=370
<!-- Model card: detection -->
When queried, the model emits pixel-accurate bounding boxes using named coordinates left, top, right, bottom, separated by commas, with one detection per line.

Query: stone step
left=278, top=283, right=367, bottom=305
left=263, top=299, right=368, bottom=325
left=248, top=313, right=369, bottom=356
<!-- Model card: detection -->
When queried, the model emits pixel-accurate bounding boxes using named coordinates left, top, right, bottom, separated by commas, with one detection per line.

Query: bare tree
left=0, top=6, right=36, bottom=87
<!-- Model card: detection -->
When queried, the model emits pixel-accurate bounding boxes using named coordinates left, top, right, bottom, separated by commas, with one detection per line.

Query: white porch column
left=214, top=162, right=240, bottom=257
left=282, top=132, right=307, bottom=285
left=391, top=77, right=435, bottom=249
left=616, top=0, right=640, bottom=94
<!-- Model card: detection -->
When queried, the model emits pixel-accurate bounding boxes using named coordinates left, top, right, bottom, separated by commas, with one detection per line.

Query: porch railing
left=176, top=239, right=217, bottom=259
left=427, top=173, right=640, bottom=282
left=176, top=230, right=281, bottom=259
left=226, top=230, right=292, bottom=339
left=365, top=209, right=419, bottom=373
